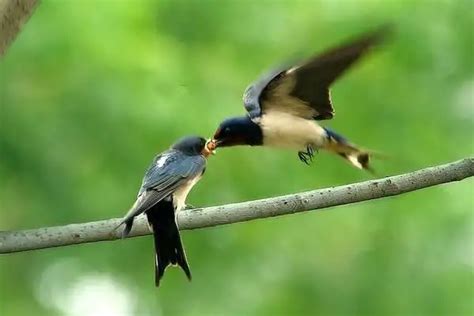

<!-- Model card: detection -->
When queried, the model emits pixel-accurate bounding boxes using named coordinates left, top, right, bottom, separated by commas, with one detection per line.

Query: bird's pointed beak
left=211, top=131, right=221, bottom=146
left=213, top=138, right=223, bottom=147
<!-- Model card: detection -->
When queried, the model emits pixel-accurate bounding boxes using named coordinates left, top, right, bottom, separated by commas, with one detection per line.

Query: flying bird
left=118, top=136, right=214, bottom=287
left=211, top=27, right=389, bottom=170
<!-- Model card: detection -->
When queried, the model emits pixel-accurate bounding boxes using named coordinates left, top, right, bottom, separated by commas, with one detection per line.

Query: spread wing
left=121, top=150, right=206, bottom=225
left=243, top=27, right=389, bottom=120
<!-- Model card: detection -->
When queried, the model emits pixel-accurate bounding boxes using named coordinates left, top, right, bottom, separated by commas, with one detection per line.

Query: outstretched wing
left=121, top=150, right=206, bottom=226
left=243, top=26, right=389, bottom=120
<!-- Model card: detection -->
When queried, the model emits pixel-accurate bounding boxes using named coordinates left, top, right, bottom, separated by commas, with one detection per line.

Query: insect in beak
left=203, top=139, right=217, bottom=157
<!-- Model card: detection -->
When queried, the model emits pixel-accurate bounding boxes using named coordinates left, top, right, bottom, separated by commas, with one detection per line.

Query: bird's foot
left=298, top=151, right=312, bottom=165
left=298, top=145, right=317, bottom=165
left=184, top=204, right=196, bottom=210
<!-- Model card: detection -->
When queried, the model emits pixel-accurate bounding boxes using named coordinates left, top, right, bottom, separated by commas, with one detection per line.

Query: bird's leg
left=306, top=145, right=317, bottom=160
left=306, top=146, right=313, bottom=161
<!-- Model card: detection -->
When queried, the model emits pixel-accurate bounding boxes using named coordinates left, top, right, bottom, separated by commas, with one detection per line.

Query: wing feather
left=121, top=151, right=206, bottom=225
left=243, top=26, right=389, bottom=120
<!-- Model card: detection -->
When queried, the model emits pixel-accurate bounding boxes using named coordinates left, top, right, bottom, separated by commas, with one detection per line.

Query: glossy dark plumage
left=146, top=197, right=191, bottom=287
left=119, top=136, right=207, bottom=286
left=214, top=116, right=263, bottom=147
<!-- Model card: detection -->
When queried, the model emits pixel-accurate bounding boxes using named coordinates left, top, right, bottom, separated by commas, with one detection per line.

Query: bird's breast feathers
left=172, top=175, right=202, bottom=211
left=259, top=111, right=327, bottom=150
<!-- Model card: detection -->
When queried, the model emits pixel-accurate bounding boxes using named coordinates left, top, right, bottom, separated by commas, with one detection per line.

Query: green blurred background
left=1, top=0, right=473, bottom=315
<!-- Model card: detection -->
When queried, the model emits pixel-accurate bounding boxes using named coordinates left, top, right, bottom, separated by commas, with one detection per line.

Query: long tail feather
left=146, top=199, right=192, bottom=287
left=323, top=128, right=374, bottom=172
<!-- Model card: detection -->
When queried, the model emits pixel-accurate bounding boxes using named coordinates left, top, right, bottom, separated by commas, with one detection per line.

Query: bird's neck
left=241, top=116, right=264, bottom=146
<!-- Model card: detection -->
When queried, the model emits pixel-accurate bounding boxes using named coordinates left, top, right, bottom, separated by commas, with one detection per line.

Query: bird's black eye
left=224, top=127, right=231, bottom=133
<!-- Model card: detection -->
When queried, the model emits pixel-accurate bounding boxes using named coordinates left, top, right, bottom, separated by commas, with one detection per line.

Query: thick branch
left=0, top=158, right=472, bottom=254
left=0, top=0, right=39, bottom=57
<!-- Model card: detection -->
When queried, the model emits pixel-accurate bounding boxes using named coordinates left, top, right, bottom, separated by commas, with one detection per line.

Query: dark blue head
left=213, top=116, right=263, bottom=147
left=171, top=136, right=207, bottom=155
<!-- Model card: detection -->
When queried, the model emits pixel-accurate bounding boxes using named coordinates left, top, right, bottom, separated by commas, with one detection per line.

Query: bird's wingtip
left=111, top=218, right=133, bottom=239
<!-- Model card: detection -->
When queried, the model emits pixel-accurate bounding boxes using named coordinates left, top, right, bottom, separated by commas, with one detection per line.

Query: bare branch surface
left=0, top=158, right=472, bottom=254
left=0, top=0, right=39, bottom=57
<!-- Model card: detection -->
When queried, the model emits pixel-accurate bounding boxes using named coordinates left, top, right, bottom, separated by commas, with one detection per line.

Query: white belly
left=259, top=111, right=327, bottom=150
left=172, top=176, right=201, bottom=211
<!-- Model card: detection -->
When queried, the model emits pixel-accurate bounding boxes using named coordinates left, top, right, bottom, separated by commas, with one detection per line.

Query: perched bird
left=211, top=27, right=389, bottom=170
left=118, top=136, right=214, bottom=287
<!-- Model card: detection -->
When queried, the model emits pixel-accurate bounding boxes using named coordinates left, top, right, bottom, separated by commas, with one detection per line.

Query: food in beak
left=203, top=139, right=217, bottom=157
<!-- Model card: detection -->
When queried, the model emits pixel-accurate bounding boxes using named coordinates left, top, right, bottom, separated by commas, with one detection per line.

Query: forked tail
left=146, top=199, right=192, bottom=287
left=323, top=128, right=373, bottom=172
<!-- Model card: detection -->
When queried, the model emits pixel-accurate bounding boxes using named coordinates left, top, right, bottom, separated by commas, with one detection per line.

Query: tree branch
left=0, top=158, right=472, bottom=254
left=0, top=0, right=40, bottom=57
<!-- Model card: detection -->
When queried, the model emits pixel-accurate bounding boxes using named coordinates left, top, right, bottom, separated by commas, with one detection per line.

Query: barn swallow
left=118, top=136, right=214, bottom=287
left=211, top=27, right=389, bottom=170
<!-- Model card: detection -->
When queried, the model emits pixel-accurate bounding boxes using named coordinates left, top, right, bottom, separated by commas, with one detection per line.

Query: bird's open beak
left=203, top=139, right=217, bottom=157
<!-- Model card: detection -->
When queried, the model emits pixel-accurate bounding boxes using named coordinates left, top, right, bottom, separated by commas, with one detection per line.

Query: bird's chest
left=259, top=112, right=326, bottom=150
left=172, top=176, right=201, bottom=211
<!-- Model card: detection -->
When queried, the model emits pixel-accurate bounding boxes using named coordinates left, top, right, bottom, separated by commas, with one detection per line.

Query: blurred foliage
left=1, top=0, right=473, bottom=315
